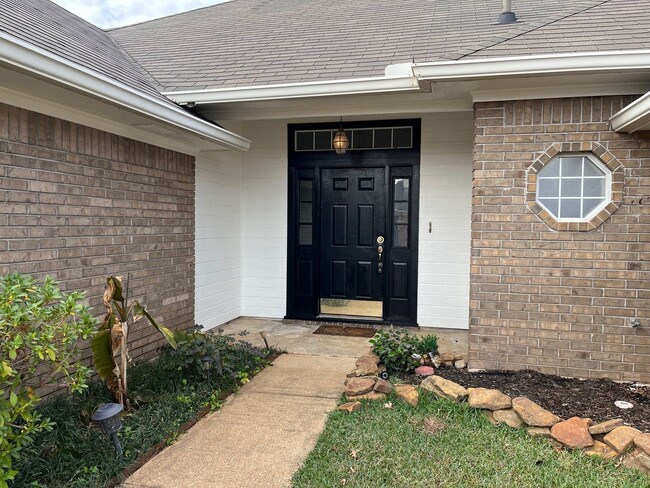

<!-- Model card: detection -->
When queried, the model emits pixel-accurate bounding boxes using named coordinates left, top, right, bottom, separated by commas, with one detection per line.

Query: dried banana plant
left=91, top=276, right=176, bottom=409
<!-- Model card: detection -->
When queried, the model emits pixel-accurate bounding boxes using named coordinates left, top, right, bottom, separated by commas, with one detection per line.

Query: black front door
left=286, top=119, right=421, bottom=325
left=320, top=168, right=386, bottom=315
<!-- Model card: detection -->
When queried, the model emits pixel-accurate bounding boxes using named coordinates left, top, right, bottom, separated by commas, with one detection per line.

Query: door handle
left=377, top=244, right=384, bottom=274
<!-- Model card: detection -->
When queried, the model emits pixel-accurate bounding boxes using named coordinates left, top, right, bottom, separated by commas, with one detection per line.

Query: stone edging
left=339, top=355, right=650, bottom=475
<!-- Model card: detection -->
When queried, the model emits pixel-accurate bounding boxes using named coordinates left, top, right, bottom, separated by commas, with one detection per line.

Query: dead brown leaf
left=423, top=416, right=446, bottom=436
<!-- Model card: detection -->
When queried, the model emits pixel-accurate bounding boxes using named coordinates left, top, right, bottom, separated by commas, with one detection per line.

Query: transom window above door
left=295, top=126, right=413, bottom=152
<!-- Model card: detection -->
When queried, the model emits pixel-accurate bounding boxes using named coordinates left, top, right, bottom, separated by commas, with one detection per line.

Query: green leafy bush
left=162, top=326, right=270, bottom=383
left=0, top=273, right=96, bottom=487
left=370, top=328, right=421, bottom=373
left=417, top=334, right=439, bottom=355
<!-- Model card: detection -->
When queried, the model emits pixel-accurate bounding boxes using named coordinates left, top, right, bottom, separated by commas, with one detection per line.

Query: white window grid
left=294, top=126, right=413, bottom=152
left=536, top=154, right=612, bottom=222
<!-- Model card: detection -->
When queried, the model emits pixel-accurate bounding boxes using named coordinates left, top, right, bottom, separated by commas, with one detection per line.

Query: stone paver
left=122, top=354, right=356, bottom=488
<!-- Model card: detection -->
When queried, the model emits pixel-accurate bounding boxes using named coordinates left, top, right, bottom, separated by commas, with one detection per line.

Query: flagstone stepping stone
left=493, top=408, right=523, bottom=428
left=346, top=391, right=387, bottom=402
left=394, top=384, right=419, bottom=407
left=589, top=418, right=624, bottom=435
left=633, top=433, right=650, bottom=456
left=550, top=417, right=593, bottom=449
left=467, top=388, right=512, bottom=411
left=527, top=427, right=551, bottom=438
left=337, top=401, right=362, bottom=413
left=512, top=397, right=559, bottom=427
left=421, top=375, right=468, bottom=402
left=585, top=440, right=619, bottom=460
left=353, top=355, right=381, bottom=376
left=373, top=378, right=393, bottom=394
left=604, top=426, right=642, bottom=453
left=622, top=449, right=650, bottom=474
left=345, top=377, right=376, bottom=396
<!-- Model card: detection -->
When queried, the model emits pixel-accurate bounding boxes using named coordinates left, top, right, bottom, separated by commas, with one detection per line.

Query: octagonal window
left=536, top=154, right=611, bottom=221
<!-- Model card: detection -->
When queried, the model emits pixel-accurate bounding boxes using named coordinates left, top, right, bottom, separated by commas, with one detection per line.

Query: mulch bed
left=407, top=368, right=650, bottom=432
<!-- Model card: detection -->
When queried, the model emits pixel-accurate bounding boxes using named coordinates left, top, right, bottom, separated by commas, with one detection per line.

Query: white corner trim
left=0, top=32, right=250, bottom=151
left=413, top=50, right=650, bottom=81
left=610, top=91, right=650, bottom=132
left=163, top=76, right=421, bottom=104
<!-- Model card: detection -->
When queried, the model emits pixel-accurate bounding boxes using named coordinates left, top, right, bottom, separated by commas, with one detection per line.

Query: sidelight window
left=298, top=179, right=313, bottom=245
left=392, top=178, right=410, bottom=247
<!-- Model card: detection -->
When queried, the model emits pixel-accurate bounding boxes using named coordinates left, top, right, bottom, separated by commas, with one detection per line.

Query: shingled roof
left=110, top=0, right=650, bottom=93
left=0, top=0, right=171, bottom=106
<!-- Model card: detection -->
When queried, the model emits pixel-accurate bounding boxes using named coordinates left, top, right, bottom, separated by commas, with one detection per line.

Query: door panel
left=321, top=167, right=386, bottom=305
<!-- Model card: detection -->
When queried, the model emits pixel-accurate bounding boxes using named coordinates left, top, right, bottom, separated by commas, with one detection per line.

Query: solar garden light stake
left=91, top=403, right=124, bottom=456
left=201, top=351, right=223, bottom=390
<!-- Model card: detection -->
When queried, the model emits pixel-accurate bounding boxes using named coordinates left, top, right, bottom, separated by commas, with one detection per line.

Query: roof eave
left=610, top=91, right=650, bottom=132
left=0, top=32, right=251, bottom=151
left=163, top=74, right=422, bottom=105
left=412, top=50, right=650, bottom=81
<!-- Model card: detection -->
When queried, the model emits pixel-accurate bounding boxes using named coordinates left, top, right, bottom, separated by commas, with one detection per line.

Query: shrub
left=0, top=273, right=96, bottom=487
left=370, top=328, right=421, bottom=373
left=162, top=327, right=269, bottom=383
left=417, top=334, right=439, bottom=355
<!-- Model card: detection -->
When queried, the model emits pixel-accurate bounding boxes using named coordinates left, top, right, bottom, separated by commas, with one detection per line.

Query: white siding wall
left=195, top=151, right=243, bottom=329
left=240, top=121, right=288, bottom=318
left=418, top=113, right=473, bottom=329
left=197, top=114, right=472, bottom=329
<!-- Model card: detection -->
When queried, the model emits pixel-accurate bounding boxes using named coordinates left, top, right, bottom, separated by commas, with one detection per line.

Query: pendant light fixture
left=332, top=117, right=349, bottom=154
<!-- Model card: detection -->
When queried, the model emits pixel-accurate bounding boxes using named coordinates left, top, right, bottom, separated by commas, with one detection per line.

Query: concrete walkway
left=122, top=319, right=468, bottom=487
left=123, top=353, right=357, bottom=488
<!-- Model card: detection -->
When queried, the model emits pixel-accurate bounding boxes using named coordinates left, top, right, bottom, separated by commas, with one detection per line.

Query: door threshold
left=318, top=314, right=384, bottom=322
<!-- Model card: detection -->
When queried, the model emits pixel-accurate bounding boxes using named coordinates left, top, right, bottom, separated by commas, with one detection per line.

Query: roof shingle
left=110, top=0, right=650, bottom=91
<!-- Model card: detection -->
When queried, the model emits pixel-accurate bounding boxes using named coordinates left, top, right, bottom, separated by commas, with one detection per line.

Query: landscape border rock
left=342, top=358, right=649, bottom=475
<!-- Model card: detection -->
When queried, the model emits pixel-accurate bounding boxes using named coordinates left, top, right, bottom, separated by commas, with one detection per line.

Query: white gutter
left=412, top=50, right=650, bottom=81
left=610, top=91, right=650, bottom=132
left=0, top=32, right=250, bottom=151
left=163, top=74, right=421, bottom=105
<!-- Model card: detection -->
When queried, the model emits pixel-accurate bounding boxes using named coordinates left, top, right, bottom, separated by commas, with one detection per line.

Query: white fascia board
left=412, top=51, right=650, bottom=81
left=610, top=91, right=650, bottom=132
left=163, top=76, right=421, bottom=105
left=0, top=32, right=250, bottom=151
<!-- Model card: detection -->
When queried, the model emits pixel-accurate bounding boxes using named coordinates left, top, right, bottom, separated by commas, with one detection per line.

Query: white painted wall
left=239, top=121, right=289, bottom=318
left=196, top=113, right=472, bottom=329
left=418, top=113, right=473, bottom=329
left=195, top=150, right=243, bottom=329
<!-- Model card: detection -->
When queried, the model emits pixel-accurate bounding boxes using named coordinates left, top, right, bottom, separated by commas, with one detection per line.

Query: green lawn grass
left=292, top=391, right=649, bottom=488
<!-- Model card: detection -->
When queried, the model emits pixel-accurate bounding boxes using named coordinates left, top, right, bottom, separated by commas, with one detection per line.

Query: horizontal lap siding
left=470, top=96, right=650, bottom=383
left=240, top=121, right=288, bottom=318
left=0, top=103, right=195, bottom=394
left=418, top=113, right=473, bottom=329
left=195, top=151, right=242, bottom=329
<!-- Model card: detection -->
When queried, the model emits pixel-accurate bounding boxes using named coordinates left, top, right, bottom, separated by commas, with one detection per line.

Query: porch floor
left=215, top=316, right=469, bottom=358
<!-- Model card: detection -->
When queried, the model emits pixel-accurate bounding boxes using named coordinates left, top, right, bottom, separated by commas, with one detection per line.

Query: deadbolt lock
left=377, top=236, right=385, bottom=244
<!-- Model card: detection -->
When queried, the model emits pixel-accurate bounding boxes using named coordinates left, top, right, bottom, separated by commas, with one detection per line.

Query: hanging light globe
left=332, top=118, right=349, bottom=155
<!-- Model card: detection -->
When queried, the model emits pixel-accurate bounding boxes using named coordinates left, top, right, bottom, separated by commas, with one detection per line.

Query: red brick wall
left=0, top=103, right=195, bottom=391
left=470, top=96, right=650, bottom=383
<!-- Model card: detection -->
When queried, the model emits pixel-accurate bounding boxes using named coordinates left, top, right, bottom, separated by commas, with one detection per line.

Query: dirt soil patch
left=409, top=369, right=650, bottom=432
